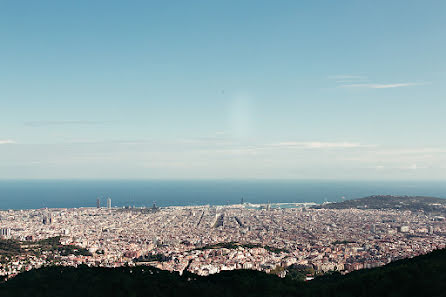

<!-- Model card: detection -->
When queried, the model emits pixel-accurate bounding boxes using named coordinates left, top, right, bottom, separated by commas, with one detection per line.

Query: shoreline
left=0, top=202, right=320, bottom=212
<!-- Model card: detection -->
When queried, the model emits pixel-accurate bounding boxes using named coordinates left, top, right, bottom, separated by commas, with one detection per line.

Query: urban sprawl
left=1, top=200, right=445, bottom=280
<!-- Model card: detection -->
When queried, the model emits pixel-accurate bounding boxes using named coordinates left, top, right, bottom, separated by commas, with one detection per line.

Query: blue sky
left=1, top=0, right=445, bottom=179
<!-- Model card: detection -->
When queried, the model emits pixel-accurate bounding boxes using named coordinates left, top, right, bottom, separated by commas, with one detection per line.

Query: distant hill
left=1, top=248, right=446, bottom=297
left=316, top=195, right=446, bottom=215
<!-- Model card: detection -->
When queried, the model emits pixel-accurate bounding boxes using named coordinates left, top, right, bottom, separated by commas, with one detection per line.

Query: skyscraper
left=42, top=213, right=52, bottom=225
left=107, top=198, right=111, bottom=209
left=0, top=228, right=11, bottom=238
left=96, top=198, right=101, bottom=208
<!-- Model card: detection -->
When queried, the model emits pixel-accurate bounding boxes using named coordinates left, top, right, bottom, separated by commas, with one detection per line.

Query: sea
left=0, top=180, right=446, bottom=210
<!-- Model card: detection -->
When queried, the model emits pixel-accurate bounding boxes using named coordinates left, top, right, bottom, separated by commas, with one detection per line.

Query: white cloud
left=271, top=141, right=367, bottom=149
left=329, top=74, right=429, bottom=89
left=371, top=164, right=428, bottom=171
left=340, top=82, right=426, bottom=89
left=376, top=148, right=446, bottom=155
left=408, top=164, right=418, bottom=170
left=214, top=148, right=260, bottom=155
left=24, top=120, right=108, bottom=127
left=0, top=140, right=15, bottom=144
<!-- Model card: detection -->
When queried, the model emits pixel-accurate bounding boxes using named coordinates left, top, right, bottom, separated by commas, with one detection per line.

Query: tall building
left=42, top=215, right=48, bottom=225
left=266, top=201, right=271, bottom=211
left=107, top=198, right=112, bottom=209
left=42, top=213, right=53, bottom=225
left=0, top=228, right=11, bottom=238
left=96, top=198, right=101, bottom=208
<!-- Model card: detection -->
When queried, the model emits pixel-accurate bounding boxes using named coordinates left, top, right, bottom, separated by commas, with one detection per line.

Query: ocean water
left=0, top=180, right=446, bottom=210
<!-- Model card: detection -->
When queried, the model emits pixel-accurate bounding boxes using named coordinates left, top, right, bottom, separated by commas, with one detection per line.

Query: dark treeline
left=1, top=248, right=446, bottom=297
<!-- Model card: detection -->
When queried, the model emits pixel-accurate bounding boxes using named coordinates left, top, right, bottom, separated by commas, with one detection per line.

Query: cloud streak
left=372, top=164, right=427, bottom=170
left=375, top=148, right=446, bottom=155
left=340, top=82, right=426, bottom=89
left=25, top=120, right=108, bottom=127
left=270, top=141, right=369, bottom=149
left=0, top=140, right=16, bottom=144
left=329, top=74, right=429, bottom=89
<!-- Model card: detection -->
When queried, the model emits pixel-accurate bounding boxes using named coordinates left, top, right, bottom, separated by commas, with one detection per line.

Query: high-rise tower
left=107, top=198, right=112, bottom=209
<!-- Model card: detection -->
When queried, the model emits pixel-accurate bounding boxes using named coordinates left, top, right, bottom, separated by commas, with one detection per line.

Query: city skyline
left=1, top=1, right=446, bottom=180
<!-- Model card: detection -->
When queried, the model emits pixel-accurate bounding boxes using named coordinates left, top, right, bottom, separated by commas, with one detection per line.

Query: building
left=43, top=213, right=52, bottom=225
left=399, top=226, right=409, bottom=233
left=96, top=198, right=101, bottom=208
left=107, top=198, right=112, bottom=209
left=266, top=201, right=271, bottom=211
left=0, top=228, right=11, bottom=238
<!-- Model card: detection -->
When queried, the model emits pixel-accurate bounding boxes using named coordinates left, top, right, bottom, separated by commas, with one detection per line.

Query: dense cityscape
left=1, top=199, right=445, bottom=280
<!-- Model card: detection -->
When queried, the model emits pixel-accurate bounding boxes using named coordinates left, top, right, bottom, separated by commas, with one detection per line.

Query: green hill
left=316, top=195, right=446, bottom=215
left=0, top=236, right=91, bottom=264
left=1, top=248, right=446, bottom=297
